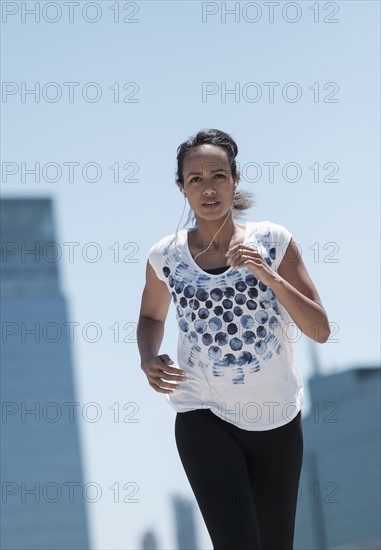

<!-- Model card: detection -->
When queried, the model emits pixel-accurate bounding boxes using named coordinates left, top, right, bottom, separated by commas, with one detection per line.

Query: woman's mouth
left=202, top=201, right=220, bottom=209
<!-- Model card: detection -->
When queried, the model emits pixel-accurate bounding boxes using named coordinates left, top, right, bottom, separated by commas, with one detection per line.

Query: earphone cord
left=174, top=190, right=237, bottom=260
left=192, top=200, right=234, bottom=262
left=174, top=195, right=189, bottom=254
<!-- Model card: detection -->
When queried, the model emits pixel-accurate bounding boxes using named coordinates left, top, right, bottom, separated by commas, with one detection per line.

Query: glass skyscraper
left=294, top=365, right=381, bottom=549
left=1, top=198, right=91, bottom=549
left=171, top=494, right=199, bottom=550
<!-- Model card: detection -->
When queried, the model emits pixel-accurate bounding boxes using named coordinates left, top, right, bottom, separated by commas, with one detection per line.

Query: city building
left=141, top=528, right=159, bottom=549
left=294, top=362, right=381, bottom=549
left=171, top=493, right=199, bottom=550
left=1, top=198, right=91, bottom=548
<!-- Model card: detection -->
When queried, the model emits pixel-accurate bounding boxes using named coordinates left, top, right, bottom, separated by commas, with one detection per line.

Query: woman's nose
left=202, top=180, right=217, bottom=191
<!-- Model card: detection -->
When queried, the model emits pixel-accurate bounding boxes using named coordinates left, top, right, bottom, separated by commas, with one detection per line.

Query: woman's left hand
left=225, top=244, right=276, bottom=285
left=226, top=239, right=331, bottom=343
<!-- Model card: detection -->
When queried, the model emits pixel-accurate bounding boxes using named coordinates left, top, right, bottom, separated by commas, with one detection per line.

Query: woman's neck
left=190, top=218, right=245, bottom=251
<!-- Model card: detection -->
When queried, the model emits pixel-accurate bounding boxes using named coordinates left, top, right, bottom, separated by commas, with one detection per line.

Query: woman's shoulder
left=249, top=220, right=292, bottom=238
left=249, top=220, right=293, bottom=271
left=147, top=229, right=181, bottom=256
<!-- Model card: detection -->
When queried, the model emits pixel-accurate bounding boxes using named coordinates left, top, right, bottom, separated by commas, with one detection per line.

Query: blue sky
left=2, top=1, right=380, bottom=548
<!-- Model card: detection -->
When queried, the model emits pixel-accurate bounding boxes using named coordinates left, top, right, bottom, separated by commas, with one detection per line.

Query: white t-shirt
left=147, top=220, right=305, bottom=431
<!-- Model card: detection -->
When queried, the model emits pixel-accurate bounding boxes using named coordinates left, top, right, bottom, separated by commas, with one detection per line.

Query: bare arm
left=271, top=238, right=331, bottom=343
left=137, top=260, right=171, bottom=366
left=137, top=260, right=190, bottom=393
left=227, top=237, right=331, bottom=343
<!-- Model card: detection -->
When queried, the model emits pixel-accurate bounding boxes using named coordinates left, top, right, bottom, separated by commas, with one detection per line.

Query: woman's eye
left=189, top=174, right=225, bottom=183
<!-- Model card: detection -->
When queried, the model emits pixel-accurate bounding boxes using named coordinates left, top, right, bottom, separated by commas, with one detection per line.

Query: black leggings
left=175, top=408, right=303, bottom=550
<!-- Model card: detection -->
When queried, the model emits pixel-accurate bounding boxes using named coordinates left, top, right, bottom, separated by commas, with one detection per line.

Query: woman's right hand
left=141, top=354, right=190, bottom=394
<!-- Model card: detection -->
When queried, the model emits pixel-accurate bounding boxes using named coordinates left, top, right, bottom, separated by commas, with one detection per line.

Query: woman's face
left=179, top=144, right=239, bottom=220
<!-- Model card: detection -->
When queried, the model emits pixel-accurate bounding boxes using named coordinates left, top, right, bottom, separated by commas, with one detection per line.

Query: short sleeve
left=267, top=222, right=293, bottom=272
left=147, top=242, right=167, bottom=283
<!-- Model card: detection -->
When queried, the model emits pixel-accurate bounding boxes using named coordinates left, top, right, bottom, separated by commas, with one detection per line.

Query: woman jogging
left=137, top=128, right=330, bottom=549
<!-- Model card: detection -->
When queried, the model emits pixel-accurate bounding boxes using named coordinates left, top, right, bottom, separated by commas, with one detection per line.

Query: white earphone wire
left=192, top=189, right=237, bottom=262
left=174, top=193, right=188, bottom=254
left=173, top=184, right=238, bottom=260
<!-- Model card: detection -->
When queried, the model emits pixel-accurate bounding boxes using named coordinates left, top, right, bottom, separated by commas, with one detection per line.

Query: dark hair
left=175, top=128, right=255, bottom=226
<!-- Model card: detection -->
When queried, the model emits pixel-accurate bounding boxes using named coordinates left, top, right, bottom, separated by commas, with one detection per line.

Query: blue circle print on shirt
left=161, top=251, right=283, bottom=377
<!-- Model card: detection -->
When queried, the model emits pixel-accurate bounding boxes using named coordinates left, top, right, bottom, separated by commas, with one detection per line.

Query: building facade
left=1, top=198, right=91, bottom=548
left=294, top=366, right=381, bottom=549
